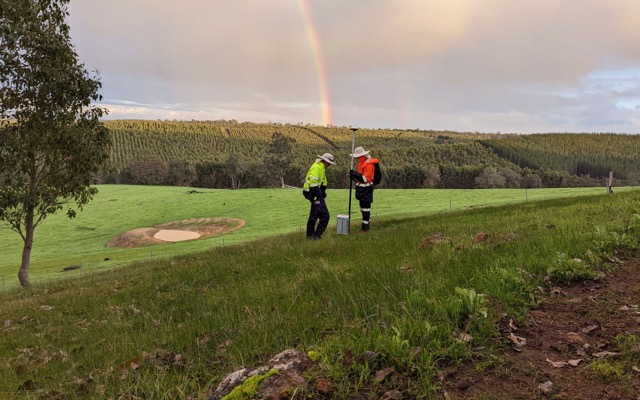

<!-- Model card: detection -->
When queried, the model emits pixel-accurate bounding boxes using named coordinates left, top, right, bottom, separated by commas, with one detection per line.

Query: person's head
left=316, top=153, right=335, bottom=167
left=350, top=146, right=370, bottom=161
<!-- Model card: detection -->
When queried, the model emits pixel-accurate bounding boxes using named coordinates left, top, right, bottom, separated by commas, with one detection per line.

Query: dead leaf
left=457, top=332, right=474, bottom=342
left=632, top=366, right=640, bottom=373
left=509, top=333, right=527, bottom=347
left=356, top=350, right=376, bottom=363
left=380, top=390, right=403, bottom=400
left=567, top=359, right=583, bottom=367
left=594, top=351, right=619, bottom=359
left=581, top=324, right=598, bottom=334
left=546, top=358, right=567, bottom=368
left=508, top=319, right=518, bottom=331
left=474, top=232, right=488, bottom=242
left=373, top=367, right=394, bottom=382
left=408, top=346, right=422, bottom=359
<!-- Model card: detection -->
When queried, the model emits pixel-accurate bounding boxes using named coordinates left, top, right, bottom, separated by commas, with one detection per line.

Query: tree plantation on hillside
left=100, top=120, right=640, bottom=190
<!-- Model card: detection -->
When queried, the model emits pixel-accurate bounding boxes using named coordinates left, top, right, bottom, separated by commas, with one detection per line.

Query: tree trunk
left=280, top=176, right=285, bottom=188
left=18, top=208, right=35, bottom=289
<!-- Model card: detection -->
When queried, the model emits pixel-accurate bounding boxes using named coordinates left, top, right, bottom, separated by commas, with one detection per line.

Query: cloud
left=68, top=1, right=640, bottom=133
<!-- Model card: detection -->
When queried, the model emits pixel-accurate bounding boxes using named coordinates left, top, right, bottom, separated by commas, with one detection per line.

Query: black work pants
left=359, top=199, right=371, bottom=231
left=307, top=198, right=330, bottom=238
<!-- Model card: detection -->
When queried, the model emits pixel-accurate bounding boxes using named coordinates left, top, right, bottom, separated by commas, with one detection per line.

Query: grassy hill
left=2, top=188, right=639, bottom=398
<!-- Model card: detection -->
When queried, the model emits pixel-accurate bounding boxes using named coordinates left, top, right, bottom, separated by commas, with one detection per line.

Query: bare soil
left=107, top=218, right=246, bottom=248
left=441, top=258, right=640, bottom=399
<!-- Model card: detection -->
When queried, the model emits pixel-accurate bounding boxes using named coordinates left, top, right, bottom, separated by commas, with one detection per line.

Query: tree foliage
left=89, top=119, right=640, bottom=190
left=0, top=0, right=110, bottom=288
left=265, top=132, right=295, bottom=187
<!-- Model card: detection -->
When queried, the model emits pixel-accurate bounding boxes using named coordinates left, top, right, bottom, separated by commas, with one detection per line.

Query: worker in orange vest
left=349, top=146, right=380, bottom=232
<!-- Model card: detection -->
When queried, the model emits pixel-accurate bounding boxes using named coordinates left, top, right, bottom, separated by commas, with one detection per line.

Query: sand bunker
left=154, top=229, right=201, bottom=242
left=107, top=217, right=245, bottom=248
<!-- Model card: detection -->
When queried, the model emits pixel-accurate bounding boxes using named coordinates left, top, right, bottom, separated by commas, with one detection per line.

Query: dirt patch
left=441, top=258, right=640, bottom=399
left=107, top=218, right=245, bottom=248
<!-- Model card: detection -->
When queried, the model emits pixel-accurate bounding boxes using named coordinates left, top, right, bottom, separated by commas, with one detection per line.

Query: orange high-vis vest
left=356, top=157, right=379, bottom=185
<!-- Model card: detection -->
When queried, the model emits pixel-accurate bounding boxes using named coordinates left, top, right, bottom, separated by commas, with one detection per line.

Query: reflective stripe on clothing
left=303, top=162, right=327, bottom=190
left=356, top=157, right=378, bottom=184
left=360, top=208, right=371, bottom=212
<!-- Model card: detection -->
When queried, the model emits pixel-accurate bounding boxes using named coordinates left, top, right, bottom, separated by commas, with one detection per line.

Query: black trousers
left=359, top=199, right=371, bottom=231
left=306, top=198, right=330, bottom=238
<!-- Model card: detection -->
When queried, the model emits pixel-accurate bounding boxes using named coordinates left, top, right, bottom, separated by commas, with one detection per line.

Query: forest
left=99, top=120, right=640, bottom=189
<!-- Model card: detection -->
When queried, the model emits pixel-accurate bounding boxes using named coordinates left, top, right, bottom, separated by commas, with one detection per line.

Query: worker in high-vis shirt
left=349, top=146, right=379, bottom=232
left=302, top=153, right=335, bottom=239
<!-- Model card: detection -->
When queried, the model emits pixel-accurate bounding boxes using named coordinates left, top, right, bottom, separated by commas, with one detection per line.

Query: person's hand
left=314, top=200, right=320, bottom=205
left=350, top=170, right=362, bottom=182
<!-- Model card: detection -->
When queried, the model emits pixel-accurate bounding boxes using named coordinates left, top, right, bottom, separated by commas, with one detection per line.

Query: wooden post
left=607, top=171, right=614, bottom=194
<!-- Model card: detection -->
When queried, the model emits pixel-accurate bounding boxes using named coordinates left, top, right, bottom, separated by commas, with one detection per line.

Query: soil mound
left=107, top=217, right=245, bottom=248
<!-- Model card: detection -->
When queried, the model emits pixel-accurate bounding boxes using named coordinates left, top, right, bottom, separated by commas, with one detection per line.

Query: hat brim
left=350, top=151, right=370, bottom=158
left=317, top=155, right=335, bottom=165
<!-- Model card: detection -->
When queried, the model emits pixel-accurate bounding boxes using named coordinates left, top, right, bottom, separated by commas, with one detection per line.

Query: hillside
left=1, top=190, right=640, bottom=398
left=480, top=133, right=640, bottom=180
left=102, top=120, right=640, bottom=189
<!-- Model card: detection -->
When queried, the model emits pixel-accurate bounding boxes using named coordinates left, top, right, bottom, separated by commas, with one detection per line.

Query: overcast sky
left=67, top=1, right=640, bottom=134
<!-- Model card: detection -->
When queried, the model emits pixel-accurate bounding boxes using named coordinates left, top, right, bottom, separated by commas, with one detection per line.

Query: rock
left=207, top=349, right=311, bottom=400
left=537, top=380, right=554, bottom=395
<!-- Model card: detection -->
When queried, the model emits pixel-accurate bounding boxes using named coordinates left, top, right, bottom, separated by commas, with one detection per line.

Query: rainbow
left=296, top=0, right=332, bottom=126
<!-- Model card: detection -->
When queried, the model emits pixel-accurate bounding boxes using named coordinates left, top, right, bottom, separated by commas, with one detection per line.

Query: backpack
left=373, top=162, right=382, bottom=186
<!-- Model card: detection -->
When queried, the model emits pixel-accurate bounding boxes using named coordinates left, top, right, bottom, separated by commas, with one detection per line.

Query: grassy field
left=1, top=188, right=639, bottom=398
left=0, top=185, right=628, bottom=289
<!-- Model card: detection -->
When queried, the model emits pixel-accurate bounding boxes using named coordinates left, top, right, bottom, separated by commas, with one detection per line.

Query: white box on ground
left=337, top=214, right=350, bottom=235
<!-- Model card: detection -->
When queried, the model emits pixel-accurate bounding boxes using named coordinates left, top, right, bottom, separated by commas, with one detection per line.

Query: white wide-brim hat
left=350, top=146, right=370, bottom=158
left=316, top=153, right=335, bottom=165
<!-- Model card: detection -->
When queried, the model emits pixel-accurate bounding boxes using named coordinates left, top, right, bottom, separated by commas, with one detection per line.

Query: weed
left=587, top=360, right=626, bottom=381
left=546, top=252, right=604, bottom=284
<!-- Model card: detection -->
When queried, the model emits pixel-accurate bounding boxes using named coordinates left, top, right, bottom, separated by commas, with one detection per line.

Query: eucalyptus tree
left=0, top=0, right=111, bottom=288
left=265, top=132, right=295, bottom=188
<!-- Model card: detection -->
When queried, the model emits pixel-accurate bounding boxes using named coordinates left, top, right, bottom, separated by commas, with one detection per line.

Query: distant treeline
left=98, top=120, right=640, bottom=189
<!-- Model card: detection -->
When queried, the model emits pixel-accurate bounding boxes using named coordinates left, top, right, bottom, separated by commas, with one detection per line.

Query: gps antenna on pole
left=338, top=127, right=358, bottom=235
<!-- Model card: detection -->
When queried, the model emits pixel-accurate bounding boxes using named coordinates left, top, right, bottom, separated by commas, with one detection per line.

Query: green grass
left=1, top=188, right=640, bottom=398
left=0, top=185, right=629, bottom=289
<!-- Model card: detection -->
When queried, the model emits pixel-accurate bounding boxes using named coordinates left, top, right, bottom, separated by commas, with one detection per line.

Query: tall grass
left=1, top=190, right=639, bottom=398
left=0, top=185, right=627, bottom=289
